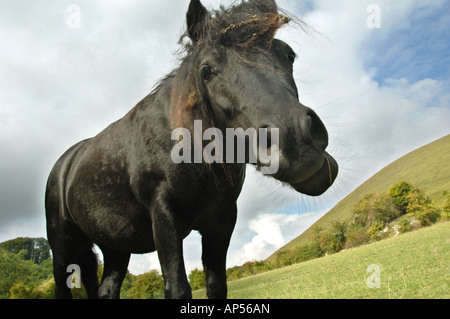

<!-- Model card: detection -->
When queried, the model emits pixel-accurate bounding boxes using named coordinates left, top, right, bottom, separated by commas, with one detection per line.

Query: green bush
left=345, top=228, right=370, bottom=248
left=272, top=251, right=293, bottom=268
left=405, top=186, right=442, bottom=226
left=226, top=260, right=272, bottom=282
left=9, top=283, right=34, bottom=299
left=351, top=193, right=402, bottom=229
left=311, top=222, right=347, bottom=255
left=389, top=181, right=413, bottom=213
left=124, top=270, right=164, bottom=299
left=366, top=220, right=385, bottom=240
left=398, top=218, right=412, bottom=233
left=292, top=242, right=323, bottom=264
left=406, top=187, right=433, bottom=214
left=441, top=191, right=450, bottom=220
left=189, top=268, right=206, bottom=290
left=416, top=208, right=441, bottom=226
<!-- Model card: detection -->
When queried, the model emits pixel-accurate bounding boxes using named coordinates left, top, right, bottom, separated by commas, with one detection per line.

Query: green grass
left=193, top=222, right=450, bottom=299
left=269, top=135, right=450, bottom=260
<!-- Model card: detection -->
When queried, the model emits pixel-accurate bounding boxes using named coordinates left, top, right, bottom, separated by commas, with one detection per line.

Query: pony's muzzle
left=299, top=107, right=329, bottom=151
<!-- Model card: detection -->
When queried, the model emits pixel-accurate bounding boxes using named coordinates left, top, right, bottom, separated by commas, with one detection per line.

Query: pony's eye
left=200, top=65, right=214, bottom=82
left=288, top=52, right=296, bottom=64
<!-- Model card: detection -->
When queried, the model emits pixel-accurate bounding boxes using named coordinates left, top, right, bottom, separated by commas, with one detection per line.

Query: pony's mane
left=181, top=0, right=291, bottom=52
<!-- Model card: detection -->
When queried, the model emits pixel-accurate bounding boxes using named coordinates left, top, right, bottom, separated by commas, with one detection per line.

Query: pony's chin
left=290, top=153, right=338, bottom=196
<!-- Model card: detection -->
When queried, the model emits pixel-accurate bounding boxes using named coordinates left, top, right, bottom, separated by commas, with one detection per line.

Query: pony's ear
left=249, top=0, right=278, bottom=14
left=187, top=0, right=208, bottom=44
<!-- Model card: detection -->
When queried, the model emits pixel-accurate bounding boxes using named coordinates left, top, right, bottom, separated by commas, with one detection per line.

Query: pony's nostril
left=300, top=108, right=329, bottom=150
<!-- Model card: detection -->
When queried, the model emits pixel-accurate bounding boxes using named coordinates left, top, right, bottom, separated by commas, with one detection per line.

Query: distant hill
left=268, top=134, right=450, bottom=261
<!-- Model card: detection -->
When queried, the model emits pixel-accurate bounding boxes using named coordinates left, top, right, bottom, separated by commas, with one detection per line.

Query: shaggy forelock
left=182, top=0, right=291, bottom=51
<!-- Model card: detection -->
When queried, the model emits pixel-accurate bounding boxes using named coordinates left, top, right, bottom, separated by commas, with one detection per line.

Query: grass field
left=193, top=222, right=449, bottom=299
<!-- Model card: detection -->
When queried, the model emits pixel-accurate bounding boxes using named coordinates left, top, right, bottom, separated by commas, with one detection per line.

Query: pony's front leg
left=201, top=204, right=237, bottom=299
left=151, top=188, right=191, bottom=299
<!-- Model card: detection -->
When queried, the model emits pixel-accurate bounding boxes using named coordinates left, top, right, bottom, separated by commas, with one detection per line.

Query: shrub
left=327, top=222, right=347, bottom=253
left=226, top=265, right=245, bottom=281
left=273, top=251, right=293, bottom=268
left=350, top=194, right=374, bottom=229
left=405, top=186, right=441, bottom=226
left=398, top=218, right=412, bottom=233
left=366, top=220, right=384, bottom=240
left=406, top=187, right=432, bottom=214
left=9, top=283, right=34, bottom=299
left=312, top=222, right=347, bottom=255
left=292, top=242, right=323, bottom=264
left=125, top=270, right=164, bottom=299
left=189, top=268, right=206, bottom=290
left=350, top=193, right=402, bottom=238
left=226, top=260, right=272, bottom=281
left=441, top=191, right=450, bottom=220
left=389, top=181, right=413, bottom=213
left=345, top=228, right=370, bottom=248
left=416, top=208, right=440, bottom=226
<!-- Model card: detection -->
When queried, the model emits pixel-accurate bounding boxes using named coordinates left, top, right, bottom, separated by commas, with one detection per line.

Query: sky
left=0, top=0, right=449, bottom=275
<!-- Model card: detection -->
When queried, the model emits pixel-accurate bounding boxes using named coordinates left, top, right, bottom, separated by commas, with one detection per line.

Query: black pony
left=45, top=0, right=338, bottom=299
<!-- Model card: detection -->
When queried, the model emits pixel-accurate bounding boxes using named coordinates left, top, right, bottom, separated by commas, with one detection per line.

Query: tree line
left=2, top=181, right=448, bottom=297
left=0, top=237, right=166, bottom=299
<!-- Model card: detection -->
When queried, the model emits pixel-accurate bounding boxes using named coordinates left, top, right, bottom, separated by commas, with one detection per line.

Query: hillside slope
left=194, top=221, right=449, bottom=299
left=268, top=134, right=450, bottom=260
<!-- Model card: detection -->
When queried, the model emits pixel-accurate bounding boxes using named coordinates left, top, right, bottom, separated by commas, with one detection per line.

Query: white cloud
left=128, top=253, right=161, bottom=277
left=228, top=210, right=326, bottom=267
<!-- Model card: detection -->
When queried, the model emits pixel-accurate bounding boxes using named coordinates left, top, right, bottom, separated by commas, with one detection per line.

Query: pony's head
left=170, top=0, right=338, bottom=196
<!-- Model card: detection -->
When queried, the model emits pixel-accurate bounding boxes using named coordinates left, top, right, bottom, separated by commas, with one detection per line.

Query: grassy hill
left=193, top=221, right=449, bottom=299
left=268, top=134, right=450, bottom=259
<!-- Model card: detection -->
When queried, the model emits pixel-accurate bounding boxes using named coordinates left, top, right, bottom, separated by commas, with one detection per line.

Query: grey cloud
left=0, top=0, right=189, bottom=235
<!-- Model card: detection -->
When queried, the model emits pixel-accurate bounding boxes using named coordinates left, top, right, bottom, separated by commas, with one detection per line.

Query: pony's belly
left=88, top=220, right=156, bottom=254
left=70, top=202, right=156, bottom=254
